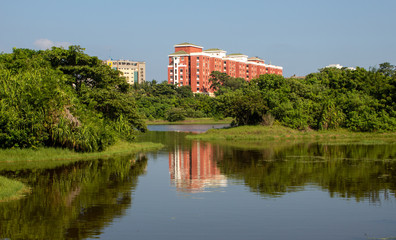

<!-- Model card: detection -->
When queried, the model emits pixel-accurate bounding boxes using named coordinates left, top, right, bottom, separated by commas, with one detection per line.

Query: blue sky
left=1, top=0, right=395, bottom=81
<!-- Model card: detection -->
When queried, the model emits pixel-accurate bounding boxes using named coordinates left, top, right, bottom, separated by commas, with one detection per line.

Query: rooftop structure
left=325, top=64, right=356, bottom=71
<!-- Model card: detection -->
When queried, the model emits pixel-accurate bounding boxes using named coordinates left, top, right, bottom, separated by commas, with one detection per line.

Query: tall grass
left=0, top=176, right=30, bottom=202
left=0, top=141, right=163, bottom=171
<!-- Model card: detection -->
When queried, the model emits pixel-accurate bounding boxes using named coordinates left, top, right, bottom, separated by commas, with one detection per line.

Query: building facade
left=167, top=42, right=283, bottom=94
left=104, top=59, right=146, bottom=84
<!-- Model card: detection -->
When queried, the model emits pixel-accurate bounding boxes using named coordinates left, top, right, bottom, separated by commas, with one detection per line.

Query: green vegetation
left=0, top=46, right=145, bottom=152
left=0, top=176, right=30, bottom=202
left=1, top=45, right=394, bottom=154
left=210, top=64, right=396, bottom=131
left=0, top=140, right=162, bottom=201
left=0, top=141, right=163, bottom=171
left=133, top=82, right=224, bottom=120
left=134, top=63, right=395, bottom=133
left=187, top=125, right=396, bottom=142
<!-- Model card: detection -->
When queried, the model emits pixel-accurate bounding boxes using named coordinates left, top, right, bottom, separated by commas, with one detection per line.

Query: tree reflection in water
left=0, top=154, right=147, bottom=240
left=214, top=142, right=396, bottom=202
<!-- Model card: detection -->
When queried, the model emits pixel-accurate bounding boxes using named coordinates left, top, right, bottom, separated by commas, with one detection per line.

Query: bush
left=165, top=108, right=186, bottom=122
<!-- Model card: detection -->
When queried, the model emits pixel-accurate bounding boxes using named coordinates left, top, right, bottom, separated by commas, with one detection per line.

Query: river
left=0, top=124, right=396, bottom=240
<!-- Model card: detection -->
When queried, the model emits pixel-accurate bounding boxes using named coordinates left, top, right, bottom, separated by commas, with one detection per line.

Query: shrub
left=166, top=108, right=186, bottom=122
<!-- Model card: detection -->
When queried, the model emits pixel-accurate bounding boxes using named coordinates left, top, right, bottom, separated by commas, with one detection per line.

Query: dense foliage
left=133, top=82, right=223, bottom=120
left=0, top=47, right=145, bottom=151
left=134, top=64, right=395, bottom=132
left=211, top=65, right=396, bottom=131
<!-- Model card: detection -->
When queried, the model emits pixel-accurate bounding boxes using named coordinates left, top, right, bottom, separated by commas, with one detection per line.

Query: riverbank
left=186, top=125, right=396, bottom=143
left=0, top=141, right=163, bottom=202
left=145, top=117, right=232, bottom=125
left=0, top=141, right=163, bottom=171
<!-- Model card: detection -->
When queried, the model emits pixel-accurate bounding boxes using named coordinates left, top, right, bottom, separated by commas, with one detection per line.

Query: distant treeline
left=134, top=64, right=396, bottom=132
left=1, top=46, right=395, bottom=151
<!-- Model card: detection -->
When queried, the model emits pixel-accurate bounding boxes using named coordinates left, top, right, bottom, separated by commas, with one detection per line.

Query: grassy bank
left=0, top=141, right=163, bottom=171
left=186, top=125, right=396, bottom=143
left=145, top=117, right=232, bottom=125
left=0, top=141, right=163, bottom=202
left=0, top=176, right=30, bottom=202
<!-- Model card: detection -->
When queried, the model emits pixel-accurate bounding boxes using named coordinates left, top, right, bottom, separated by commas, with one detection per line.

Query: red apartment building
left=168, top=42, right=283, bottom=94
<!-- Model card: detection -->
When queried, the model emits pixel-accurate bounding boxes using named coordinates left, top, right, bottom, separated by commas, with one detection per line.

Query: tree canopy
left=0, top=46, right=146, bottom=151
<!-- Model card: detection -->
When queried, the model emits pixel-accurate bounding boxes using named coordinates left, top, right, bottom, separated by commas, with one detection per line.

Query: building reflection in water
left=169, top=141, right=227, bottom=193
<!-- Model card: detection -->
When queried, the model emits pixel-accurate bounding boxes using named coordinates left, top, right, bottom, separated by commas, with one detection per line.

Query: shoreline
left=0, top=141, right=163, bottom=201
left=145, top=117, right=232, bottom=125
left=186, top=125, right=396, bottom=143
left=0, top=141, right=164, bottom=171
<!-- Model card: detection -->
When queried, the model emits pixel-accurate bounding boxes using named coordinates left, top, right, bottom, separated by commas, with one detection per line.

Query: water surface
left=1, top=125, right=395, bottom=240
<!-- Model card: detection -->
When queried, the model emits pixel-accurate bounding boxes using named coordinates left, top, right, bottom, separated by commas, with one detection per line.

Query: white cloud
left=34, top=39, right=71, bottom=50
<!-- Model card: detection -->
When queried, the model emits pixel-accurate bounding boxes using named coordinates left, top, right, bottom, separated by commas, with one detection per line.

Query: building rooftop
left=248, top=57, right=263, bottom=61
left=169, top=50, right=189, bottom=56
left=227, top=53, right=245, bottom=56
left=204, top=48, right=224, bottom=51
left=174, top=42, right=203, bottom=48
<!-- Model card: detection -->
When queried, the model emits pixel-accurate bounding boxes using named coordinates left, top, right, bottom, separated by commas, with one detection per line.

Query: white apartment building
left=104, top=59, right=146, bottom=84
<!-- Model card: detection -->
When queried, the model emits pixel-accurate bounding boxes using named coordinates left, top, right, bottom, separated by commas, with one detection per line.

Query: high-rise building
left=167, top=42, right=283, bottom=94
left=104, top=59, right=146, bottom=84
